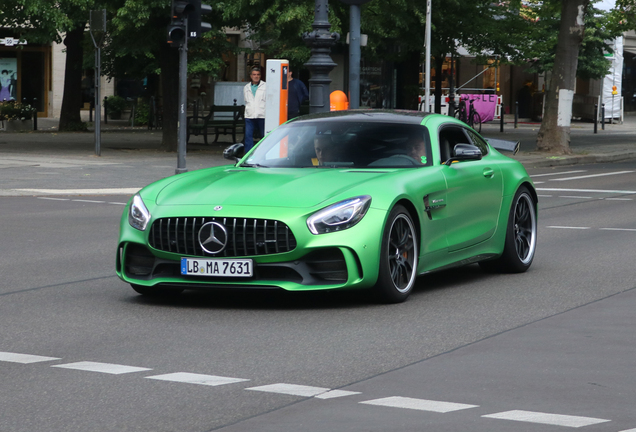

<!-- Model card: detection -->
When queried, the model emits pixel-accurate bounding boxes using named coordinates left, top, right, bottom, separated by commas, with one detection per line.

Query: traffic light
left=167, top=0, right=211, bottom=46
left=167, top=0, right=195, bottom=47
left=188, top=0, right=212, bottom=39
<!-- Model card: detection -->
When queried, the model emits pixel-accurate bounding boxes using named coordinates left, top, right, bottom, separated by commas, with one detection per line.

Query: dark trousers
left=244, top=118, right=265, bottom=152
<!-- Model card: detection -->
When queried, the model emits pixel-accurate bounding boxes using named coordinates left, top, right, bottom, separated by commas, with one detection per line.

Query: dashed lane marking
left=246, top=383, right=331, bottom=398
left=549, top=170, right=634, bottom=181
left=531, top=170, right=587, bottom=178
left=482, top=410, right=610, bottom=428
left=0, top=351, right=61, bottom=364
left=146, top=372, right=249, bottom=387
left=546, top=226, right=591, bottom=230
left=15, top=188, right=141, bottom=195
left=360, top=396, right=478, bottom=413
left=537, top=187, right=636, bottom=194
left=600, top=228, right=636, bottom=232
left=315, top=389, right=362, bottom=399
left=51, top=361, right=152, bottom=375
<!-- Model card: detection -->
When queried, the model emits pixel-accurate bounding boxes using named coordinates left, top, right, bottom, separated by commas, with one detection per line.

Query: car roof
left=290, top=109, right=437, bottom=125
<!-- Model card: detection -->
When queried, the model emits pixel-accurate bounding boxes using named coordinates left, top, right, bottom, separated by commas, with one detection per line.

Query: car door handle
left=483, top=168, right=495, bottom=178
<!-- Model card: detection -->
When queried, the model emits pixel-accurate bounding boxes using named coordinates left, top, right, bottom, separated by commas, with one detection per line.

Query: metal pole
left=95, top=46, right=101, bottom=156
left=500, top=102, right=504, bottom=133
left=449, top=51, right=455, bottom=117
left=594, top=103, right=598, bottom=134
left=349, top=4, right=361, bottom=109
left=514, top=101, right=518, bottom=129
left=424, top=0, right=431, bottom=113
left=176, top=21, right=188, bottom=175
left=32, top=98, right=37, bottom=130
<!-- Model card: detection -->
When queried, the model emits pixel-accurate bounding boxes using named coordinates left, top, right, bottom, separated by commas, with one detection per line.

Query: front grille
left=149, top=217, right=297, bottom=257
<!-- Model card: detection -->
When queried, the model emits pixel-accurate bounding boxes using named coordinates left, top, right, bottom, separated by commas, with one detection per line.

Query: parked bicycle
left=454, top=98, right=482, bottom=133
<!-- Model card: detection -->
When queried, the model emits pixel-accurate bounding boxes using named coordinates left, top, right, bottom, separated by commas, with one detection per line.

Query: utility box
left=264, top=59, right=289, bottom=135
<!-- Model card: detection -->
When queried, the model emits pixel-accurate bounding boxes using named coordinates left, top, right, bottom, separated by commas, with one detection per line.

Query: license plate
left=181, top=258, right=253, bottom=277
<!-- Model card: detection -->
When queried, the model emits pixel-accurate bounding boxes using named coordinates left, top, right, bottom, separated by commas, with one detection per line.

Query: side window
left=438, top=126, right=470, bottom=162
left=465, top=129, right=489, bottom=156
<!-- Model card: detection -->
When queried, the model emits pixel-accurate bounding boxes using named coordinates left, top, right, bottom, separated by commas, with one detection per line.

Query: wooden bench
left=187, top=104, right=245, bottom=145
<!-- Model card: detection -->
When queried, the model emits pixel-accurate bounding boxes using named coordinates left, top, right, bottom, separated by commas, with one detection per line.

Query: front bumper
left=116, top=206, right=388, bottom=292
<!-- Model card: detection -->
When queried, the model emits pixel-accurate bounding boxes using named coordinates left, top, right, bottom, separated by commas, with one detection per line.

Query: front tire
left=374, top=205, right=418, bottom=303
left=480, top=186, right=537, bottom=273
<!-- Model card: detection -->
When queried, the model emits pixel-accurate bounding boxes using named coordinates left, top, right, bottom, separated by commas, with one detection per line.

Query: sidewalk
left=1, top=113, right=635, bottom=181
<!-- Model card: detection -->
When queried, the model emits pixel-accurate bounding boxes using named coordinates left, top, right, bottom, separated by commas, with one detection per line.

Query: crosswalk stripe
left=146, top=372, right=249, bottom=386
left=360, top=396, right=478, bottom=413
left=482, top=410, right=610, bottom=428
left=51, top=361, right=151, bottom=375
left=246, top=383, right=330, bottom=397
left=0, top=351, right=61, bottom=364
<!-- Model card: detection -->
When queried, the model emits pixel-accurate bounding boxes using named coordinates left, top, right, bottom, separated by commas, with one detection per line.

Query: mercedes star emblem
left=198, top=221, right=228, bottom=254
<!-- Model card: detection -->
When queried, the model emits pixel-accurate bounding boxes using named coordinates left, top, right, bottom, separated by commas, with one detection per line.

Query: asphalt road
left=1, top=162, right=635, bottom=431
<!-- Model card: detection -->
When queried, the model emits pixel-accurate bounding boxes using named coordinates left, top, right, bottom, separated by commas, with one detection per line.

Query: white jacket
left=243, top=81, right=266, bottom=119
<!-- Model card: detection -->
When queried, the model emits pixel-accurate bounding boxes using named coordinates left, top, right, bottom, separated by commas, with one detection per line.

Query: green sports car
left=116, top=110, right=537, bottom=303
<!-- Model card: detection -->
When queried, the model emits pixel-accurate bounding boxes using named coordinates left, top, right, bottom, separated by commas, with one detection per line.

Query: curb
left=516, top=151, right=636, bottom=168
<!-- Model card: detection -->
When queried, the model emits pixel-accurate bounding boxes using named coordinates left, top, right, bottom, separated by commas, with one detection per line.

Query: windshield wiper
left=240, top=163, right=269, bottom=168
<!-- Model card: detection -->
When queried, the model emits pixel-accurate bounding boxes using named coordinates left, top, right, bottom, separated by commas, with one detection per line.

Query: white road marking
left=531, top=170, right=587, bottom=178
left=72, top=199, right=105, bottom=204
left=537, top=194, right=553, bottom=197
left=14, top=188, right=141, bottom=195
left=537, top=188, right=636, bottom=194
left=108, top=202, right=127, bottom=205
left=360, top=396, right=478, bottom=413
left=36, top=197, right=70, bottom=201
left=0, top=351, right=61, bottom=364
left=600, top=228, right=636, bottom=232
left=146, top=372, right=249, bottom=386
left=532, top=181, right=545, bottom=184
left=550, top=170, right=634, bottom=181
left=315, top=390, right=361, bottom=399
left=246, top=383, right=330, bottom=397
left=605, top=197, right=633, bottom=201
left=618, top=429, right=636, bottom=432
left=559, top=196, right=593, bottom=199
left=546, top=226, right=591, bottom=230
left=51, top=361, right=151, bottom=375
left=482, top=410, right=610, bottom=428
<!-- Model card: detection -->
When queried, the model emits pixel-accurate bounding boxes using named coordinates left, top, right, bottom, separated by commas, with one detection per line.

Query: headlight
left=128, top=194, right=151, bottom=231
left=307, top=196, right=371, bottom=235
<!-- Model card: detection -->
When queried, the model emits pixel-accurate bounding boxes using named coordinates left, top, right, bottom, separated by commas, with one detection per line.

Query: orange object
left=330, top=91, right=349, bottom=111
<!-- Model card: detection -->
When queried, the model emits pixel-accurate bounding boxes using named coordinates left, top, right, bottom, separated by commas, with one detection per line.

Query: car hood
left=155, top=167, right=392, bottom=208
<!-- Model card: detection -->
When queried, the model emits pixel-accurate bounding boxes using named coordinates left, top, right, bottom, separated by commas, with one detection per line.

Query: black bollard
left=594, top=104, right=598, bottom=134
left=104, top=97, right=108, bottom=124
left=500, top=102, right=505, bottom=133
left=32, top=98, right=37, bottom=130
left=514, top=101, right=519, bottom=129
left=601, top=104, right=605, bottom=130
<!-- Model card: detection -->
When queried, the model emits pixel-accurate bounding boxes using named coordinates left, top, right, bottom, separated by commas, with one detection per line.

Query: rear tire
left=480, top=186, right=537, bottom=273
left=374, top=205, right=418, bottom=303
left=131, top=284, right=184, bottom=297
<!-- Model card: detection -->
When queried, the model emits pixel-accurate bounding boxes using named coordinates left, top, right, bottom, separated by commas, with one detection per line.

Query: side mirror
left=444, top=143, right=482, bottom=166
left=223, top=143, right=245, bottom=162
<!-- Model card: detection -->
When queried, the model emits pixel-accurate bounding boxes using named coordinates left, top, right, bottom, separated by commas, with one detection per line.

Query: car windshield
left=241, top=120, right=431, bottom=169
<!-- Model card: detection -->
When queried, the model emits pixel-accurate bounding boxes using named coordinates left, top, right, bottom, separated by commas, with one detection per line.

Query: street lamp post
left=339, top=0, right=372, bottom=110
left=303, top=0, right=340, bottom=113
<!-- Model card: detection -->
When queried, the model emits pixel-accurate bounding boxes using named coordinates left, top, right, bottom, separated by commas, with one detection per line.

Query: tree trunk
left=536, top=0, right=589, bottom=154
left=160, top=42, right=179, bottom=152
left=58, top=25, right=86, bottom=131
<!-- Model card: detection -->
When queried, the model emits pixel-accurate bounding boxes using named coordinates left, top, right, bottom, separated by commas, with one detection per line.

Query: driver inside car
left=313, top=134, right=345, bottom=166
